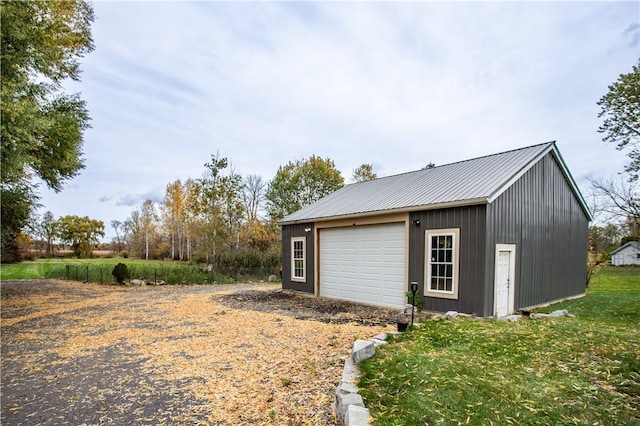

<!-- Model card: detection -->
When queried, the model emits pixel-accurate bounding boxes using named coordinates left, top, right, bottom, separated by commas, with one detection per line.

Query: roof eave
left=549, top=146, right=594, bottom=221
left=610, top=241, right=639, bottom=255
left=278, top=197, right=490, bottom=226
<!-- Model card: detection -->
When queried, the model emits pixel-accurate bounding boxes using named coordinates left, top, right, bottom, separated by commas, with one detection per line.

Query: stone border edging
left=334, top=332, right=402, bottom=426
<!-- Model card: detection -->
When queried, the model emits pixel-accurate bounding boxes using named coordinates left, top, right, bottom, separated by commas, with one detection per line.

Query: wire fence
left=48, top=264, right=280, bottom=285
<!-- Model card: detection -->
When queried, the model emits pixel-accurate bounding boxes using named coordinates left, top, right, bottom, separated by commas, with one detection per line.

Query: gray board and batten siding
left=281, top=222, right=315, bottom=293
left=406, top=150, right=590, bottom=317
left=280, top=142, right=591, bottom=316
left=483, top=152, right=589, bottom=315
left=408, top=205, right=488, bottom=316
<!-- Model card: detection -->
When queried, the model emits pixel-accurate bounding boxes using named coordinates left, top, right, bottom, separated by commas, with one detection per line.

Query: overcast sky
left=38, top=0, right=639, bottom=241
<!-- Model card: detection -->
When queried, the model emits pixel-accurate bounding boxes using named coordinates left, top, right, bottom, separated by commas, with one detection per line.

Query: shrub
left=20, top=250, right=36, bottom=261
left=405, top=289, right=423, bottom=310
left=112, top=262, right=129, bottom=284
left=218, top=248, right=281, bottom=270
left=118, top=251, right=129, bottom=258
left=153, top=241, right=171, bottom=260
left=191, top=252, right=208, bottom=265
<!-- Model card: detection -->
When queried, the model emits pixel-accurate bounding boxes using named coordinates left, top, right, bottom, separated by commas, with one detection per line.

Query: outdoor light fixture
left=410, top=281, right=419, bottom=326
left=304, top=228, right=311, bottom=233
left=411, top=219, right=421, bottom=226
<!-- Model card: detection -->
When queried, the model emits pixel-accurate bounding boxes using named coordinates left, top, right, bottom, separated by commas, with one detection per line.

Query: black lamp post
left=410, top=281, right=419, bottom=326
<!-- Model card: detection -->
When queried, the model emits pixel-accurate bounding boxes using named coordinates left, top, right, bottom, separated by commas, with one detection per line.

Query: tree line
left=25, top=154, right=379, bottom=265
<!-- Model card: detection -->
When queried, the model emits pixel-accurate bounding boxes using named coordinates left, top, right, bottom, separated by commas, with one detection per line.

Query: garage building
left=279, top=142, right=592, bottom=317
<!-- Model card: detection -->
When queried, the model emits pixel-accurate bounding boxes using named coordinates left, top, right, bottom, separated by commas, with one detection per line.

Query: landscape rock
left=335, top=391, right=364, bottom=426
left=351, top=339, right=376, bottom=363
left=336, top=333, right=389, bottom=425
left=372, top=338, right=388, bottom=348
left=336, top=379, right=358, bottom=394
left=404, top=304, right=417, bottom=315
left=497, top=314, right=520, bottom=322
left=341, top=357, right=359, bottom=383
left=445, top=310, right=459, bottom=318
left=372, top=333, right=388, bottom=341
left=530, top=309, right=574, bottom=319
left=131, top=279, right=146, bottom=286
left=344, top=404, right=371, bottom=426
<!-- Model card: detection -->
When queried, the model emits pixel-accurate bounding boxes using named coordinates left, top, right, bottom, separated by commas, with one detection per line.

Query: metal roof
left=279, top=142, right=592, bottom=224
left=610, top=241, right=639, bottom=255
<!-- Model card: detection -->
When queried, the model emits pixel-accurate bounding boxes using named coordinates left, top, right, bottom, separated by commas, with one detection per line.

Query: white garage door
left=319, top=223, right=406, bottom=308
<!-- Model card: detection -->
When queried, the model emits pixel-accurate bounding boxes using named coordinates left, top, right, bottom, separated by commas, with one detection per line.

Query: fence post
left=100, top=267, right=103, bottom=284
left=66, top=265, right=70, bottom=280
left=75, top=266, right=78, bottom=281
left=86, top=266, right=89, bottom=282
left=154, top=269, right=157, bottom=285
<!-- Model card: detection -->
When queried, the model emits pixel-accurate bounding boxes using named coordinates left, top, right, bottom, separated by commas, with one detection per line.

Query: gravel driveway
left=1, top=280, right=399, bottom=425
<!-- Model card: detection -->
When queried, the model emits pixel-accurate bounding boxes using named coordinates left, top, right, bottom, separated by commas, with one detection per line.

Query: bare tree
left=140, top=200, right=158, bottom=260
left=243, top=174, right=266, bottom=221
left=29, top=211, right=57, bottom=257
left=588, top=175, right=639, bottom=239
left=125, top=210, right=142, bottom=258
left=111, top=220, right=126, bottom=253
left=589, top=223, right=622, bottom=253
left=41, top=211, right=57, bottom=257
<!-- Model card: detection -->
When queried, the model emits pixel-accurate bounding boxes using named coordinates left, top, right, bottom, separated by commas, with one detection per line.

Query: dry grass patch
left=1, top=280, right=393, bottom=425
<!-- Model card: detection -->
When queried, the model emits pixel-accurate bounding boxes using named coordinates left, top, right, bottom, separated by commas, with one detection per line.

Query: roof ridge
left=432, top=141, right=555, bottom=170
left=348, top=141, right=556, bottom=185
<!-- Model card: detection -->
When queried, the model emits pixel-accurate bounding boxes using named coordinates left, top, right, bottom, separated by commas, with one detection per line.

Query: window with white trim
left=291, top=237, right=306, bottom=282
left=424, top=228, right=460, bottom=299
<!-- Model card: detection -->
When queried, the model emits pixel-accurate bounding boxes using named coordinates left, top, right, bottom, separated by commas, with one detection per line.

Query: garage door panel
left=319, top=223, right=406, bottom=309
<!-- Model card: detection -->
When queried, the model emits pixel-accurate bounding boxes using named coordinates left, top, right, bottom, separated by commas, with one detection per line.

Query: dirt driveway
left=1, top=280, right=399, bottom=425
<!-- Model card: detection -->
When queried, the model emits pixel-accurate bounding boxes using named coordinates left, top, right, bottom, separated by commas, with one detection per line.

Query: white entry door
left=494, top=244, right=516, bottom=317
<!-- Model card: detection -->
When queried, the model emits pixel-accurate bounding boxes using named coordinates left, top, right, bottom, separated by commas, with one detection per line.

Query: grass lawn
left=0, top=258, right=232, bottom=284
left=0, top=261, right=47, bottom=280
left=359, top=266, right=640, bottom=425
left=0, top=258, right=171, bottom=280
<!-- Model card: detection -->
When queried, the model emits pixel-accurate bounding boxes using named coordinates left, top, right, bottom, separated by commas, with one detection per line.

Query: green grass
left=535, top=265, right=640, bottom=326
left=0, top=261, right=49, bottom=280
left=359, top=266, right=640, bottom=425
left=0, top=258, right=234, bottom=284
